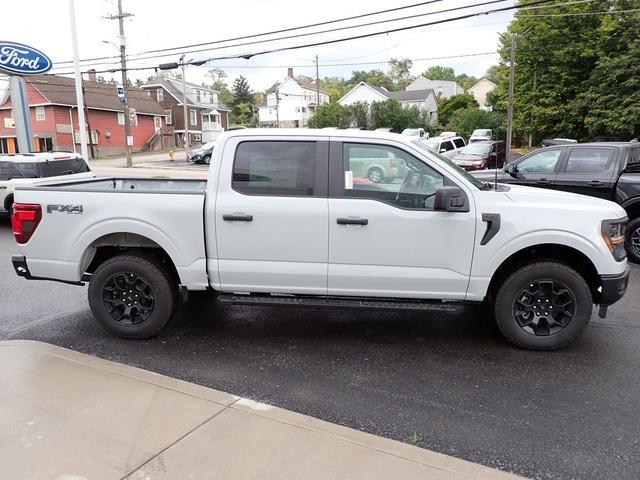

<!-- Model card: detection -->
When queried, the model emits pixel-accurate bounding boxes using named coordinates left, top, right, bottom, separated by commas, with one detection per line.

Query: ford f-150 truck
left=10, top=130, right=630, bottom=350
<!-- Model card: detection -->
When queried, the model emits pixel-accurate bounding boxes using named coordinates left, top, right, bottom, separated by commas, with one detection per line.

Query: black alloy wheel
left=102, top=272, right=155, bottom=325
left=512, top=279, right=576, bottom=336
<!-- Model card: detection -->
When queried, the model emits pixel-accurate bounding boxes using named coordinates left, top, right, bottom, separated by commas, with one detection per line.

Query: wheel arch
left=622, top=199, right=640, bottom=222
left=3, top=192, right=14, bottom=212
left=80, top=232, right=181, bottom=285
left=486, top=243, right=601, bottom=304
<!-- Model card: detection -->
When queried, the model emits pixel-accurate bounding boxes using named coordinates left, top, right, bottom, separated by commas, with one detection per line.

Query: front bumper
left=599, top=267, right=630, bottom=306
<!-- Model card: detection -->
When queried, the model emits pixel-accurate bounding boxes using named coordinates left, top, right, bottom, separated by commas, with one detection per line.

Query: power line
left=519, top=7, right=640, bottom=17
left=49, top=0, right=555, bottom=76
left=52, top=0, right=449, bottom=66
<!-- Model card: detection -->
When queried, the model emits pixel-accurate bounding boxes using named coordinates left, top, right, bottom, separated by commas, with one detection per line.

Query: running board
left=217, top=293, right=464, bottom=313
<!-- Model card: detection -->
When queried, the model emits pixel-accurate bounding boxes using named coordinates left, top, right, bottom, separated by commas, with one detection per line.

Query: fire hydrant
left=168, top=149, right=175, bottom=162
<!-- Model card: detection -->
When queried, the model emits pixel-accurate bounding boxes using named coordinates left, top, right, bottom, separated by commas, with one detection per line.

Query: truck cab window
left=233, top=141, right=317, bottom=196
left=343, top=143, right=443, bottom=210
left=516, top=149, right=562, bottom=173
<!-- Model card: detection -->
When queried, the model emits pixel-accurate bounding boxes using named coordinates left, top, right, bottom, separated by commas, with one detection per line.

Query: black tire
left=202, top=154, right=211, bottom=165
left=4, top=194, right=14, bottom=214
left=624, top=217, right=640, bottom=264
left=494, top=261, right=592, bottom=350
left=88, top=254, right=176, bottom=339
left=368, top=167, right=384, bottom=183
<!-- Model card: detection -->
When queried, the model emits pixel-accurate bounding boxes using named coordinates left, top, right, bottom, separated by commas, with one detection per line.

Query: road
left=1, top=216, right=639, bottom=480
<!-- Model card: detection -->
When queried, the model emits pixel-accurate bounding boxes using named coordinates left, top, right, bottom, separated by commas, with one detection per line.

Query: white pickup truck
left=11, top=130, right=630, bottom=349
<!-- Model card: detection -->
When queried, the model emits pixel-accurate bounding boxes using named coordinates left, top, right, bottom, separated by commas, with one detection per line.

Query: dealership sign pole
left=68, top=0, right=89, bottom=163
left=0, top=41, right=52, bottom=154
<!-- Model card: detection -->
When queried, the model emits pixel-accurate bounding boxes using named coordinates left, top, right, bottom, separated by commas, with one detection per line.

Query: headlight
left=602, top=218, right=627, bottom=261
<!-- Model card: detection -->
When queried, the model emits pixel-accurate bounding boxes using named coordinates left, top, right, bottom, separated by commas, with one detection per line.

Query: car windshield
left=424, top=141, right=439, bottom=151
left=461, top=145, right=491, bottom=156
left=202, top=141, right=216, bottom=150
left=472, top=129, right=491, bottom=136
left=412, top=140, right=487, bottom=190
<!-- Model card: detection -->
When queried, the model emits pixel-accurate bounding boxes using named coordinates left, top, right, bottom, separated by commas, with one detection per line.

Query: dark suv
left=451, top=141, right=505, bottom=171
left=471, top=141, right=640, bottom=261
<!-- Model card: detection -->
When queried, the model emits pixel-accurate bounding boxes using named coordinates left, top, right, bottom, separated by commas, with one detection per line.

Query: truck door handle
left=589, top=180, right=604, bottom=186
left=223, top=214, right=253, bottom=222
left=536, top=178, right=550, bottom=185
left=337, top=217, right=368, bottom=226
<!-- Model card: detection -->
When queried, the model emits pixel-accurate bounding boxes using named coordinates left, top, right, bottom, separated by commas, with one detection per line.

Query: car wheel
left=367, top=167, right=384, bottom=183
left=624, top=217, right=640, bottom=263
left=202, top=154, right=211, bottom=165
left=4, top=194, right=14, bottom=214
left=494, top=261, right=592, bottom=350
left=88, top=254, right=176, bottom=339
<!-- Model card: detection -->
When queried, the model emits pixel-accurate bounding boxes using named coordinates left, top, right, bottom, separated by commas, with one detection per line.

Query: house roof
left=15, top=75, right=166, bottom=115
left=266, top=77, right=329, bottom=96
left=388, top=88, right=436, bottom=102
left=142, top=76, right=230, bottom=111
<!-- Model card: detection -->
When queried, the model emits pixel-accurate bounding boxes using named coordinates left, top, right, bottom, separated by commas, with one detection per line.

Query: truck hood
left=503, top=184, right=627, bottom=218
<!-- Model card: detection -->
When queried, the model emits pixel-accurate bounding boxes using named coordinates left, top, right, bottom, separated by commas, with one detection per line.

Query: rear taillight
left=12, top=203, right=42, bottom=244
left=389, top=158, right=397, bottom=168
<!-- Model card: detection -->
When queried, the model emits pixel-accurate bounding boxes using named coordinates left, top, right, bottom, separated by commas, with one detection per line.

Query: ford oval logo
left=0, top=41, right=52, bottom=75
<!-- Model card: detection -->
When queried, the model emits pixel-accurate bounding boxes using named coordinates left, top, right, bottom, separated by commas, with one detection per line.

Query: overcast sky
left=2, top=0, right=515, bottom=91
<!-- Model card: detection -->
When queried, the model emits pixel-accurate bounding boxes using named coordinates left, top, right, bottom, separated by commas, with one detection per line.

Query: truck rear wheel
left=88, top=254, right=176, bottom=339
left=494, top=262, right=592, bottom=350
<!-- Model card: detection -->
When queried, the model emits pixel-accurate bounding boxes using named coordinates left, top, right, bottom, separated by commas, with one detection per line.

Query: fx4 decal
left=47, top=204, right=84, bottom=214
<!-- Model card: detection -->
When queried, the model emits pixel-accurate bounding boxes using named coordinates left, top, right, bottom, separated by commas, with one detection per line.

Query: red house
left=0, top=74, right=167, bottom=156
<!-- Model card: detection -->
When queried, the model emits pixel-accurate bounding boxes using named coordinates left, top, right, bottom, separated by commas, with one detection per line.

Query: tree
left=455, top=74, right=478, bottom=91
left=231, top=76, right=253, bottom=106
left=308, top=102, right=349, bottom=128
left=134, top=79, right=144, bottom=88
left=438, top=94, right=479, bottom=126
left=345, top=101, right=370, bottom=129
left=490, top=0, right=614, bottom=143
left=449, top=108, right=502, bottom=140
left=423, top=65, right=455, bottom=81
left=574, top=8, right=640, bottom=140
left=349, top=69, right=393, bottom=90
left=231, top=102, right=256, bottom=126
left=370, top=100, right=428, bottom=132
left=207, top=68, right=233, bottom=106
left=388, top=58, right=413, bottom=90
left=484, top=65, right=503, bottom=85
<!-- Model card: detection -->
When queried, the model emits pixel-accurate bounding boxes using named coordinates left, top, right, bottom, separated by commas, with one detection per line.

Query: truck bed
left=13, top=177, right=210, bottom=290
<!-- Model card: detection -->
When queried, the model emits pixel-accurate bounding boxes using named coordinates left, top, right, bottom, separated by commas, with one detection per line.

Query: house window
left=157, top=89, right=164, bottom=102
left=117, top=112, right=125, bottom=125
left=196, top=90, right=201, bottom=102
left=190, top=109, right=197, bottom=126
left=35, top=106, right=46, bottom=121
left=302, top=107, right=307, bottom=113
left=165, top=109, right=172, bottom=125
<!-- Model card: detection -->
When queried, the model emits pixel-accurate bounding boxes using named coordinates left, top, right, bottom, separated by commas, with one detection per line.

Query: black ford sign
left=0, top=41, right=52, bottom=75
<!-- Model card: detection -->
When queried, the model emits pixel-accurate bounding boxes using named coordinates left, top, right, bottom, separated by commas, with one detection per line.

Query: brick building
left=0, top=74, right=167, bottom=156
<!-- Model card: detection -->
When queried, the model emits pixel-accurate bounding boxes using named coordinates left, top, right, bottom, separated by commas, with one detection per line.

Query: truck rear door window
left=13, top=162, right=39, bottom=178
left=233, top=141, right=316, bottom=196
left=564, top=148, right=612, bottom=174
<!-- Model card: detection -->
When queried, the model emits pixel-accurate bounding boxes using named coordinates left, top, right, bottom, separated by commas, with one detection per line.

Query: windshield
left=424, top=141, right=439, bottom=151
left=472, top=129, right=491, bottom=136
left=202, top=140, right=216, bottom=150
left=412, top=140, right=486, bottom=190
left=461, top=145, right=491, bottom=156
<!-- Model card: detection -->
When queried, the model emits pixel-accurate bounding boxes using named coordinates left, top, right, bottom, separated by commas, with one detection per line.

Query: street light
left=179, top=54, right=190, bottom=162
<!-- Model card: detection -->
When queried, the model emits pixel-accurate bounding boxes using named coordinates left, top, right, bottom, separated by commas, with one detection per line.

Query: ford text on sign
left=0, top=41, right=52, bottom=75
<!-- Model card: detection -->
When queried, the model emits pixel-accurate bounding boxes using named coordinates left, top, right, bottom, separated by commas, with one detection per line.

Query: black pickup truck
left=472, top=141, right=640, bottom=261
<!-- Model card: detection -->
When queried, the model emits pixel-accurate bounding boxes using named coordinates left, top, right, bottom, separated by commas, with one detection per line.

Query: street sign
left=0, top=41, right=52, bottom=75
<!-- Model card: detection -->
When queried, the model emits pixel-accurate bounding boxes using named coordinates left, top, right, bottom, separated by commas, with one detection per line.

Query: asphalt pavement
left=1, top=216, right=639, bottom=480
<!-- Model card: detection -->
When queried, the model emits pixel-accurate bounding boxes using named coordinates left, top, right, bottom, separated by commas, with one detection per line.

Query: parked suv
left=0, top=152, right=94, bottom=214
left=422, top=135, right=466, bottom=159
left=451, top=141, right=505, bottom=171
left=348, top=145, right=408, bottom=183
left=469, top=129, right=493, bottom=143
left=187, top=140, right=215, bottom=164
left=471, top=141, right=640, bottom=261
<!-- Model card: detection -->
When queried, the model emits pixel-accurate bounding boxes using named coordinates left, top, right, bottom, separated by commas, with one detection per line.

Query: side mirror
left=504, top=162, right=517, bottom=176
left=434, top=186, right=469, bottom=212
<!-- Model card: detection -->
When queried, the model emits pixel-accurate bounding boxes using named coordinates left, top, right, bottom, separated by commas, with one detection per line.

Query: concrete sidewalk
left=0, top=341, right=525, bottom=480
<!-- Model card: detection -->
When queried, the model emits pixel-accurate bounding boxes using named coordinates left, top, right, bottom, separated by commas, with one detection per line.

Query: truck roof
left=0, top=152, right=84, bottom=163
left=220, top=128, right=408, bottom=142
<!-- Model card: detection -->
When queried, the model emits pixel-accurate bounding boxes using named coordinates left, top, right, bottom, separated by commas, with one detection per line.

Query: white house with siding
left=406, top=77, right=464, bottom=99
left=467, top=78, right=496, bottom=111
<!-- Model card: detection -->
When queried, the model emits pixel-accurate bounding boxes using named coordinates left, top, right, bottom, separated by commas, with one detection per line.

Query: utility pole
left=107, top=0, right=134, bottom=167
left=315, top=54, right=320, bottom=107
left=81, top=85, right=95, bottom=159
left=275, top=82, right=280, bottom=128
left=180, top=59, right=190, bottom=161
left=68, top=0, right=88, bottom=161
left=528, top=71, right=537, bottom=148
left=506, top=33, right=516, bottom=162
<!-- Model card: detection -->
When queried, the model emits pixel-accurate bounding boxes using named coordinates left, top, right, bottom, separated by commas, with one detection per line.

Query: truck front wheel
left=624, top=217, right=640, bottom=263
left=88, top=254, right=176, bottom=339
left=494, top=262, right=592, bottom=350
